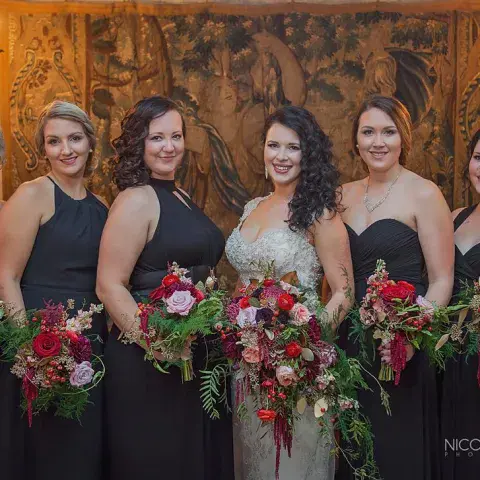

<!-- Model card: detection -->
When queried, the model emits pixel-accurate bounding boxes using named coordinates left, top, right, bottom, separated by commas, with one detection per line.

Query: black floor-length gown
left=441, top=205, right=480, bottom=479
left=0, top=177, right=108, bottom=480
left=337, top=219, right=440, bottom=480
left=104, top=178, right=234, bottom=480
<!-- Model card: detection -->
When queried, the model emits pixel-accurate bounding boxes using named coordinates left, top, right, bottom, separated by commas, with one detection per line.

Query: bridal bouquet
left=121, top=262, right=224, bottom=382
left=201, top=273, right=383, bottom=480
left=352, top=259, right=461, bottom=385
left=0, top=300, right=104, bottom=426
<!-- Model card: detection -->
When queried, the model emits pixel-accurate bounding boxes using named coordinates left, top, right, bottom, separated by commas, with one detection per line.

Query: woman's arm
left=0, top=182, right=47, bottom=316
left=313, top=210, right=355, bottom=327
left=416, top=181, right=454, bottom=307
left=95, top=188, right=154, bottom=332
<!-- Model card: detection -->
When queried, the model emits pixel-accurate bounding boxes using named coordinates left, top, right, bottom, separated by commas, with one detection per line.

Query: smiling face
left=144, top=110, right=185, bottom=181
left=356, top=107, right=402, bottom=173
left=264, top=122, right=303, bottom=188
left=44, top=118, right=91, bottom=177
left=468, top=139, right=480, bottom=194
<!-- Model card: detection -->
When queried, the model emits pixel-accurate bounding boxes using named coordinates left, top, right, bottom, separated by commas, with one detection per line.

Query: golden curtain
left=1, top=1, right=480, bottom=282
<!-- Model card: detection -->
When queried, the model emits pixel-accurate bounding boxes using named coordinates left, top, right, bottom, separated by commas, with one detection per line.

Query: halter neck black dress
left=0, top=176, right=108, bottom=480
left=441, top=205, right=480, bottom=479
left=104, top=178, right=234, bottom=480
left=337, top=219, right=440, bottom=480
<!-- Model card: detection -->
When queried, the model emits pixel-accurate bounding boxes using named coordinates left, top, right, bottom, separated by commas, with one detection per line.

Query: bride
left=226, top=105, right=354, bottom=479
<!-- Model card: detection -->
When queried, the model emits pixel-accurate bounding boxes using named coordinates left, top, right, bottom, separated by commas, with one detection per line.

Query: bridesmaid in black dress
left=96, top=95, right=234, bottom=480
left=337, top=95, right=454, bottom=480
left=0, top=101, right=108, bottom=480
left=441, top=128, right=480, bottom=479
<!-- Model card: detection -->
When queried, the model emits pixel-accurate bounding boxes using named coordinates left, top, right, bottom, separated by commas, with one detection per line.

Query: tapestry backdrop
left=3, top=5, right=480, bottom=284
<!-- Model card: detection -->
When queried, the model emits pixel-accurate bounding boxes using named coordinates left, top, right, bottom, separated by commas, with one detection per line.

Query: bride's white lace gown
left=225, top=195, right=335, bottom=480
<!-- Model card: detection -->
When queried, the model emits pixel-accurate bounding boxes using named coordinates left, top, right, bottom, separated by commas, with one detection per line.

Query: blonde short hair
left=35, top=101, right=96, bottom=177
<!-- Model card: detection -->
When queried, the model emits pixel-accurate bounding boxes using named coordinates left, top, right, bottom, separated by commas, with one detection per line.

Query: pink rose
left=242, top=346, right=261, bottom=363
left=236, top=306, right=258, bottom=327
left=166, top=290, right=196, bottom=316
left=416, top=295, right=435, bottom=316
left=290, top=303, right=310, bottom=325
left=69, top=361, right=94, bottom=387
left=276, top=365, right=298, bottom=387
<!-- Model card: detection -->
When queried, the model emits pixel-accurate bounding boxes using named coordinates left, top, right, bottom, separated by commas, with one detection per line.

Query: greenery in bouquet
left=0, top=300, right=104, bottom=426
left=121, top=262, right=224, bottom=382
left=200, top=270, right=388, bottom=480
left=349, top=259, right=464, bottom=385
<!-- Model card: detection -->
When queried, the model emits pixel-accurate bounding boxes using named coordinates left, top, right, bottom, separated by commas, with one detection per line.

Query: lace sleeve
left=238, top=197, right=265, bottom=225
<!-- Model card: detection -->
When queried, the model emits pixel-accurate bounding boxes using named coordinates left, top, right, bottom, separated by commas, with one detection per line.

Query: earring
left=89, top=149, right=93, bottom=153
left=265, top=165, right=269, bottom=179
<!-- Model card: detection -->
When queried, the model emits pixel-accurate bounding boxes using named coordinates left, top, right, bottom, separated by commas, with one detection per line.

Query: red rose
left=32, top=333, right=62, bottom=358
left=380, top=281, right=416, bottom=303
left=149, top=285, right=166, bottom=301
left=194, top=289, right=205, bottom=302
left=162, top=274, right=180, bottom=288
left=257, top=409, right=277, bottom=422
left=239, top=297, right=251, bottom=309
left=285, top=342, right=303, bottom=358
left=263, top=279, right=275, bottom=287
left=278, top=293, right=295, bottom=311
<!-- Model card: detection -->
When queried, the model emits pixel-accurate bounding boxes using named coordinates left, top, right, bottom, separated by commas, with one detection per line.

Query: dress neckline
left=47, top=176, right=89, bottom=202
left=149, top=177, right=176, bottom=192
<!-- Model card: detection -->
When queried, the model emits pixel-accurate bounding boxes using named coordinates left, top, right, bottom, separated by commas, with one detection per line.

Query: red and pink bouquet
left=202, top=273, right=381, bottom=479
left=0, top=300, right=104, bottom=426
left=122, top=262, right=224, bottom=382
left=355, top=259, right=459, bottom=385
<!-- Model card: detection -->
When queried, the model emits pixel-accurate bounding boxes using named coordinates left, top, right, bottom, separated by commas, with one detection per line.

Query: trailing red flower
left=391, top=332, right=407, bottom=386
left=33, top=333, right=62, bottom=358
left=285, top=342, right=302, bottom=358
left=278, top=293, right=295, bottom=311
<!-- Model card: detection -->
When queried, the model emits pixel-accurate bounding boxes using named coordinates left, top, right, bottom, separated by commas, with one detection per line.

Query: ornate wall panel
left=2, top=3, right=480, bottom=285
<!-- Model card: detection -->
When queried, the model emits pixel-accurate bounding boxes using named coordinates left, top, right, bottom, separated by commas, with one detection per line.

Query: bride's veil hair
left=263, top=105, right=341, bottom=232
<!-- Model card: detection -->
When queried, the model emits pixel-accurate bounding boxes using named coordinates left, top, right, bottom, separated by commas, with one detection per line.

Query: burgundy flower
left=255, top=308, right=274, bottom=327
left=221, top=332, right=241, bottom=359
left=70, top=335, right=92, bottom=363
left=40, top=301, right=65, bottom=326
left=317, top=341, right=338, bottom=371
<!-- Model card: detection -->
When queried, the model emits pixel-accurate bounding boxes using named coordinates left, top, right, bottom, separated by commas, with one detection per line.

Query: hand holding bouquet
left=0, top=300, right=104, bottom=426
left=121, top=262, right=224, bottom=382
left=201, top=273, right=384, bottom=480
left=355, top=259, right=461, bottom=385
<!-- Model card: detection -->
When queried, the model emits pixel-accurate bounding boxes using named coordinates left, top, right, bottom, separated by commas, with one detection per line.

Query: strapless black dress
left=337, top=219, right=440, bottom=480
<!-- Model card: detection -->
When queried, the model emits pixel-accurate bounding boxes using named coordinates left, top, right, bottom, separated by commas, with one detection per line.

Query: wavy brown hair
left=352, top=95, right=413, bottom=166
left=264, top=105, right=341, bottom=232
left=112, top=95, right=186, bottom=191
left=34, top=100, right=96, bottom=177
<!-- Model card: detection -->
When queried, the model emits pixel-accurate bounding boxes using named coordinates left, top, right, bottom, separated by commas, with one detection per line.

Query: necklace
left=363, top=168, right=402, bottom=213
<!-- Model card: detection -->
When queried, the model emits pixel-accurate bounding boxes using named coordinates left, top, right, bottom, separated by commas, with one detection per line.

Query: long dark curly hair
left=113, top=95, right=186, bottom=191
left=263, top=105, right=341, bottom=232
